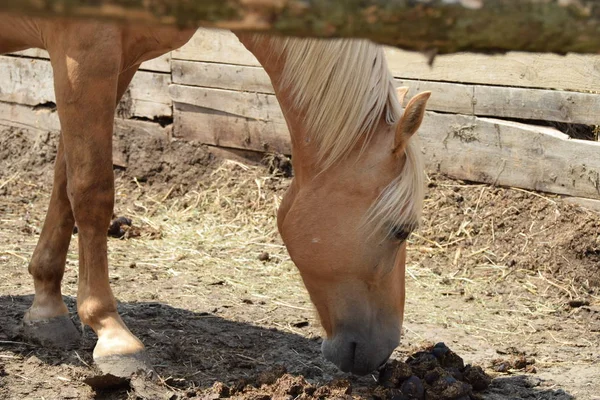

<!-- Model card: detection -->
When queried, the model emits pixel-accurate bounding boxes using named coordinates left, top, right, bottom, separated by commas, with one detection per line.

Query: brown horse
left=0, top=14, right=431, bottom=376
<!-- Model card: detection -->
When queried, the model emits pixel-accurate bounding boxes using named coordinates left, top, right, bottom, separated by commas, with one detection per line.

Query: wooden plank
left=0, top=56, right=55, bottom=105
left=0, top=101, right=168, bottom=167
left=472, top=85, right=600, bottom=125
left=0, top=56, right=172, bottom=119
left=139, top=54, right=171, bottom=74
left=172, top=99, right=600, bottom=199
left=0, top=101, right=167, bottom=137
left=114, top=118, right=168, bottom=141
left=170, top=28, right=600, bottom=92
left=172, top=60, right=272, bottom=94
left=396, top=79, right=600, bottom=125
left=11, top=48, right=49, bottom=59
left=206, top=145, right=265, bottom=165
left=396, top=79, right=474, bottom=115
left=419, top=111, right=600, bottom=200
left=172, top=58, right=600, bottom=125
left=168, top=83, right=600, bottom=199
left=10, top=49, right=171, bottom=73
left=173, top=102, right=290, bottom=154
left=0, top=100, right=60, bottom=131
left=122, top=70, right=172, bottom=118
left=386, top=48, right=600, bottom=92
left=169, top=85, right=285, bottom=124
left=172, top=29, right=260, bottom=66
left=562, top=197, right=600, bottom=213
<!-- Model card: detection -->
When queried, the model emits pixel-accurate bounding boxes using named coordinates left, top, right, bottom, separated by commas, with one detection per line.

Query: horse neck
left=236, top=34, right=321, bottom=184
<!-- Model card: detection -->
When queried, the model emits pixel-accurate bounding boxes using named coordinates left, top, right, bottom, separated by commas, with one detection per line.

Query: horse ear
left=393, top=91, right=431, bottom=157
left=396, top=86, right=409, bottom=105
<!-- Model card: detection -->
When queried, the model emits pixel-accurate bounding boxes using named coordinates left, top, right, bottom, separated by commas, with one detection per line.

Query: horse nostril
left=337, top=341, right=359, bottom=373
left=322, top=330, right=398, bottom=375
left=349, top=341, right=357, bottom=355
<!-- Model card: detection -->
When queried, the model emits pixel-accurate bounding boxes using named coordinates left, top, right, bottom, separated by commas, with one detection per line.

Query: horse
left=0, top=14, right=431, bottom=376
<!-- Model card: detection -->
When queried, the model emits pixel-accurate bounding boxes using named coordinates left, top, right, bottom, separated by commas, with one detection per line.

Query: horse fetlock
left=26, top=285, right=69, bottom=321
left=25, top=301, right=69, bottom=322
left=92, top=316, right=145, bottom=359
left=77, top=296, right=118, bottom=329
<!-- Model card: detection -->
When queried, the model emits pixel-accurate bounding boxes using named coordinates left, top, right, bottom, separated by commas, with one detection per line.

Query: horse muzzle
left=321, top=329, right=399, bottom=375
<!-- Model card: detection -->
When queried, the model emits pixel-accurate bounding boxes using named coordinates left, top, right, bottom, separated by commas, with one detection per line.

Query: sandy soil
left=0, top=126, right=598, bottom=399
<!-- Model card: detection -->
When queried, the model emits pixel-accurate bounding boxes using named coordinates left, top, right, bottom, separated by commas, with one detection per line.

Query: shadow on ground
left=0, top=295, right=575, bottom=399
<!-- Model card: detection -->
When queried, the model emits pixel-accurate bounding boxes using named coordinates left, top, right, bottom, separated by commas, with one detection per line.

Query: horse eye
left=390, top=225, right=412, bottom=242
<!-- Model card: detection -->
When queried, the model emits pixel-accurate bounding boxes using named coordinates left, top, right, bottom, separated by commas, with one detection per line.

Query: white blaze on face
left=311, top=237, right=321, bottom=243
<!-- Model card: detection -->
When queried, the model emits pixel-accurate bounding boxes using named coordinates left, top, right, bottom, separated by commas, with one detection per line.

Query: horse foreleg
left=49, top=28, right=146, bottom=377
left=23, top=64, right=143, bottom=353
left=23, top=136, right=80, bottom=348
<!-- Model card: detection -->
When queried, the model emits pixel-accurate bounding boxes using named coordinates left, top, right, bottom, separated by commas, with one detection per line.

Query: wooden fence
left=2, top=29, right=600, bottom=201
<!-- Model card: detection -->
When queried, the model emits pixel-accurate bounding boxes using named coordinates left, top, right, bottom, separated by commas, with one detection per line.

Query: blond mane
left=364, top=137, right=425, bottom=240
left=268, top=36, right=425, bottom=235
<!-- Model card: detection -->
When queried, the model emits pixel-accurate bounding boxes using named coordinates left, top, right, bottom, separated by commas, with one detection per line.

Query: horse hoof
left=94, top=351, right=152, bottom=378
left=21, top=315, right=81, bottom=349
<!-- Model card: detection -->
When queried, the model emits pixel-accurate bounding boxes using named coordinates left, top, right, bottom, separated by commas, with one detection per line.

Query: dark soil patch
left=113, top=127, right=217, bottom=194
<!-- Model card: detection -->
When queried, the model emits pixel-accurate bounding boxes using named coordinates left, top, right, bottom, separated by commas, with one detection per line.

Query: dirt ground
left=0, top=125, right=599, bottom=399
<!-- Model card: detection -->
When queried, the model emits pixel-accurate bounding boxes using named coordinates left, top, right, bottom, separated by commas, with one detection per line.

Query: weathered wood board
left=173, top=103, right=290, bottom=154
left=0, top=56, right=55, bottom=105
left=562, top=196, right=600, bottom=213
left=171, top=59, right=600, bottom=125
left=386, top=49, right=600, bottom=93
left=419, top=112, right=600, bottom=200
left=10, top=49, right=171, bottom=73
left=172, top=60, right=272, bottom=94
left=0, top=56, right=172, bottom=119
left=396, top=79, right=600, bottom=126
left=171, top=86, right=600, bottom=200
left=4, top=27, right=600, bottom=202
left=0, top=100, right=60, bottom=131
left=0, top=101, right=168, bottom=167
left=171, top=28, right=600, bottom=92
left=169, top=85, right=285, bottom=124
left=118, top=71, right=172, bottom=119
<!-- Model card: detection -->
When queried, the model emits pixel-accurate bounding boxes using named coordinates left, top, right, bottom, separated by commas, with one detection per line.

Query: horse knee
left=28, top=252, right=64, bottom=283
left=67, top=174, right=114, bottom=228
